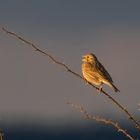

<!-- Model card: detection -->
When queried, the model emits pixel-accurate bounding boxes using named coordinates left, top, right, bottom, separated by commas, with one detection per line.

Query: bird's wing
left=96, top=60, right=113, bottom=83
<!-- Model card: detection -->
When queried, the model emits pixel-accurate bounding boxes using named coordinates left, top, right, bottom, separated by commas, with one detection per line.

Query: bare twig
left=1, top=27, right=140, bottom=132
left=0, top=130, right=4, bottom=140
left=67, top=101, right=136, bottom=140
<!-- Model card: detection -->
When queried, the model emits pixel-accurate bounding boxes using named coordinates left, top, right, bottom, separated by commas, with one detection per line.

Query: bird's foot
left=84, top=79, right=89, bottom=85
left=97, top=86, right=103, bottom=94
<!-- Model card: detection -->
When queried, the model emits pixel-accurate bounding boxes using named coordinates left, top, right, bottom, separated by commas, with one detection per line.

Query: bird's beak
left=82, top=55, right=86, bottom=61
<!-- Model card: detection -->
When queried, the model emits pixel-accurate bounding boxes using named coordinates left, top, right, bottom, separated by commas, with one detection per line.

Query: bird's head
left=82, top=53, right=97, bottom=63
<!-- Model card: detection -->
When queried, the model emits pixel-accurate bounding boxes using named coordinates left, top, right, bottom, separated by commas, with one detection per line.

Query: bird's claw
left=97, top=86, right=103, bottom=94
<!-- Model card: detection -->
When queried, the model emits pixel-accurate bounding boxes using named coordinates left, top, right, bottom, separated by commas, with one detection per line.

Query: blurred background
left=0, top=0, right=140, bottom=139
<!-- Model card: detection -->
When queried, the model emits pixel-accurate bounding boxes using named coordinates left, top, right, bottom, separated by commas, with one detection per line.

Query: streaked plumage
left=82, top=53, right=120, bottom=92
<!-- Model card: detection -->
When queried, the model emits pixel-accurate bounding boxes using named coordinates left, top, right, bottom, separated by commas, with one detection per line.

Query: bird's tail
left=110, top=83, right=120, bottom=92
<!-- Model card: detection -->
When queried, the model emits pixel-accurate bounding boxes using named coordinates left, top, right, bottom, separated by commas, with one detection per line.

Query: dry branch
left=1, top=27, right=140, bottom=133
left=0, top=130, right=4, bottom=140
left=67, top=101, right=136, bottom=140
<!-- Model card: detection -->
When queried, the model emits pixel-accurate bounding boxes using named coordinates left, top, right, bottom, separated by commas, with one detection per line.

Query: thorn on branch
left=129, top=117, right=133, bottom=120
left=35, top=48, right=40, bottom=51
left=67, top=69, right=71, bottom=72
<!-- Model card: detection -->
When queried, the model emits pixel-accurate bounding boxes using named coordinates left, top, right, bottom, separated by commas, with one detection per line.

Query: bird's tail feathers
left=110, top=83, right=120, bottom=92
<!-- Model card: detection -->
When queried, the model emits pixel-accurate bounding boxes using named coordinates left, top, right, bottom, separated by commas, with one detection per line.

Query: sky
left=0, top=0, right=140, bottom=134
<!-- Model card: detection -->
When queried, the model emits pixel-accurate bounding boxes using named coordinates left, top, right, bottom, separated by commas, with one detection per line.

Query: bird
left=82, top=53, right=120, bottom=92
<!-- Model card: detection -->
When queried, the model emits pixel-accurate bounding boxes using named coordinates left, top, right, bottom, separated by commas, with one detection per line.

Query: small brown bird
left=82, top=53, right=120, bottom=92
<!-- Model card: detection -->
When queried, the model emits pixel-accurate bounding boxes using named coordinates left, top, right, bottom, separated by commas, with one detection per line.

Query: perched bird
left=82, top=53, right=120, bottom=92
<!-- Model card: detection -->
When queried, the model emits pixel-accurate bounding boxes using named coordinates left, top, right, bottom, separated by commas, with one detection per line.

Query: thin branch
left=67, top=101, right=136, bottom=140
left=0, top=130, right=4, bottom=140
left=1, top=27, right=140, bottom=132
